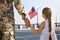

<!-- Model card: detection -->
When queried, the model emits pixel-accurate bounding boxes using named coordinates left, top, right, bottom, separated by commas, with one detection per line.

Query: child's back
left=39, top=20, right=49, bottom=40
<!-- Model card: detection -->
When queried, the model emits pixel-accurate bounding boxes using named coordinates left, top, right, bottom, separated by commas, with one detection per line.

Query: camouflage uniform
left=0, top=0, right=15, bottom=40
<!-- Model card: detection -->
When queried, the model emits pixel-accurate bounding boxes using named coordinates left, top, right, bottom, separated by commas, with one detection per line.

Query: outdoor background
left=14, top=0, right=60, bottom=40
left=14, top=0, right=60, bottom=25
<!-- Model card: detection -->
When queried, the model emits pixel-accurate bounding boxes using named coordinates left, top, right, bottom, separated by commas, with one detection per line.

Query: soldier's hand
left=21, top=13, right=26, bottom=20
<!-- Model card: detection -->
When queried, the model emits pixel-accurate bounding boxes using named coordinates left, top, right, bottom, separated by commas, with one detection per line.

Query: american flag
left=28, top=7, right=37, bottom=19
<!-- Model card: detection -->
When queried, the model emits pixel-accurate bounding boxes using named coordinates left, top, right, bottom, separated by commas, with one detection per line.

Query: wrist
left=22, top=15, right=27, bottom=19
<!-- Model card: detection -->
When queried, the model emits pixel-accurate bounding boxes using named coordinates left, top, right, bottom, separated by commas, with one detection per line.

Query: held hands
left=21, top=13, right=26, bottom=20
left=21, top=13, right=31, bottom=28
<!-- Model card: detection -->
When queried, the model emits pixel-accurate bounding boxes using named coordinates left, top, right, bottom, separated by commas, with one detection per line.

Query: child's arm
left=30, top=21, right=45, bottom=35
left=22, top=15, right=45, bottom=35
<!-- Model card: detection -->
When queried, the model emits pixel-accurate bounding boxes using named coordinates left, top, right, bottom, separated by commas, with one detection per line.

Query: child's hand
left=21, top=13, right=31, bottom=28
left=20, top=11, right=31, bottom=28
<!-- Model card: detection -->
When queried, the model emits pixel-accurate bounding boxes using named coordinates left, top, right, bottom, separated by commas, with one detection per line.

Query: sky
left=14, top=0, right=60, bottom=25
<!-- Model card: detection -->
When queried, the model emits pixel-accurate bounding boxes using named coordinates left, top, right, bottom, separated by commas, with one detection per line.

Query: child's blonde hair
left=42, top=7, right=52, bottom=40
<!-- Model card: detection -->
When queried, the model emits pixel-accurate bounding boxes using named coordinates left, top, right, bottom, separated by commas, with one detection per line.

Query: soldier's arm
left=14, top=0, right=25, bottom=15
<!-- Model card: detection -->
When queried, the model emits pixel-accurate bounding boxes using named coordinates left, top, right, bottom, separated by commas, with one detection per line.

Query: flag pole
left=37, top=8, right=38, bottom=28
left=37, top=10, right=38, bottom=28
left=32, top=0, right=39, bottom=28
left=37, top=6, right=40, bottom=28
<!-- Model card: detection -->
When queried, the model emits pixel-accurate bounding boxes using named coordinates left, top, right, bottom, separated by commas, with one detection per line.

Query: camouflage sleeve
left=14, top=0, right=25, bottom=15
left=0, top=3, right=7, bottom=13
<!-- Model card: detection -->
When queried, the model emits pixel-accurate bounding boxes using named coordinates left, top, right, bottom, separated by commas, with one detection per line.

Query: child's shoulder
left=39, top=21, right=45, bottom=27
